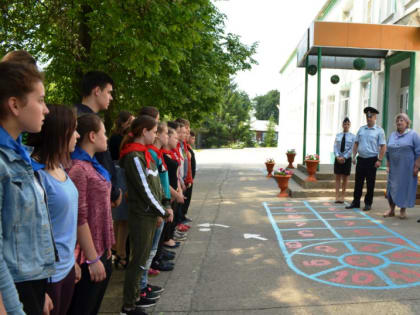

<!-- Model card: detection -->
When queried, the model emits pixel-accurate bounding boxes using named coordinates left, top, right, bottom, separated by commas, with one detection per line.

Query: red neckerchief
left=162, top=148, right=180, bottom=166
left=120, top=143, right=153, bottom=168
left=147, top=144, right=168, bottom=170
left=175, top=143, right=184, bottom=161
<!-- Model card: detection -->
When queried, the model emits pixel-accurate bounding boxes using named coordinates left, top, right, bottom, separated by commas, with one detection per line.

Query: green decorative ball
left=307, top=65, right=317, bottom=76
left=330, top=75, right=340, bottom=84
left=353, top=58, right=366, bottom=70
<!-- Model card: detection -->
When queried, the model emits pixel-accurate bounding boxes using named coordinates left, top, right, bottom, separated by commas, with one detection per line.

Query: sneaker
left=183, top=216, right=193, bottom=223
left=120, top=306, right=147, bottom=315
left=176, top=225, right=189, bottom=232
left=147, top=284, right=164, bottom=294
left=140, top=288, right=160, bottom=300
left=148, top=268, right=160, bottom=276
left=173, top=234, right=187, bottom=241
left=151, top=259, right=174, bottom=271
left=174, top=230, right=187, bottom=237
left=160, top=251, right=175, bottom=261
left=134, top=295, right=156, bottom=308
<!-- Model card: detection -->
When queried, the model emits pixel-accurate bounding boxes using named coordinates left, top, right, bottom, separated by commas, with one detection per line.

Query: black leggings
left=15, top=279, right=47, bottom=315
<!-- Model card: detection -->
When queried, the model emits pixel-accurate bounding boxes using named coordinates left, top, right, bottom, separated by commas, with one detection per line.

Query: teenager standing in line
left=74, top=71, right=122, bottom=209
left=140, top=122, right=174, bottom=301
left=0, top=62, right=55, bottom=314
left=119, top=116, right=171, bottom=315
left=28, top=105, right=81, bottom=315
left=109, top=111, right=134, bottom=269
left=67, top=114, right=115, bottom=315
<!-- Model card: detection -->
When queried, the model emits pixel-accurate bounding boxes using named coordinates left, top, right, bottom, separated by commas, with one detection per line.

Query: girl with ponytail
left=119, top=116, right=172, bottom=315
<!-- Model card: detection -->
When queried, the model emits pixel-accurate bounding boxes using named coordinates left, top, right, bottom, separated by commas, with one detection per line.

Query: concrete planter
left=274, top=175, right=292, bottom=197
left=305, top=160, right=319, bottom=182
left=265, top=162, right=275, bottom=177
left=286, top=153, right=296, bottom=169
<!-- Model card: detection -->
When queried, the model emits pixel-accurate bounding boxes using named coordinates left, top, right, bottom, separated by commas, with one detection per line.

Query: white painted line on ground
left=244, top=233, right=268, bottom=241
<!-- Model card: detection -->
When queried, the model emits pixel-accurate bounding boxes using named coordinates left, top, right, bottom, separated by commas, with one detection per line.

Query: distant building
left=279, top=0, right=420, bottom=164
left=250, top=110, right=279, bottom=143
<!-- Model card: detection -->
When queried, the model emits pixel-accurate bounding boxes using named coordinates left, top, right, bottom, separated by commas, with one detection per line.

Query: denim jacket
left=0, top=146, right=56, bottom=314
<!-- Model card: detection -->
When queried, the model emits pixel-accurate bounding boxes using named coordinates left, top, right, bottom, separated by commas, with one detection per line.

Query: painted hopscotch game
left=264, top=201, right=420, bottom=289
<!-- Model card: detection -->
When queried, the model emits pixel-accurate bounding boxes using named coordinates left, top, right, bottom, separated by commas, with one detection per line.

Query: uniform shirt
left=355, top=124, right=386, bottom=158
left=334, top=132, right=356, bottom=159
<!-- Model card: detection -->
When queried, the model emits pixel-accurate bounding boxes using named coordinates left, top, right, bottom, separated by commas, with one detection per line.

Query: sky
left=213, top=0, right=327, bottom=98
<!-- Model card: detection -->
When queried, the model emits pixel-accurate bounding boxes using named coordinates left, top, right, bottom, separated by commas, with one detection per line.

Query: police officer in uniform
left=346, top=107, right=386, bottom=211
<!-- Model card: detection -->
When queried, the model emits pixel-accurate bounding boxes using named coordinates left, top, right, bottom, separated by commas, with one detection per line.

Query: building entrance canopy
left=297, top=21, right=420, bottom=70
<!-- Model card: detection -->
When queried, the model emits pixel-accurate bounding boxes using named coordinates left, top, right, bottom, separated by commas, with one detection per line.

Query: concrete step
left=291, top=168, right=387, bottom=189
left=296, top=163, right=388, bottom=180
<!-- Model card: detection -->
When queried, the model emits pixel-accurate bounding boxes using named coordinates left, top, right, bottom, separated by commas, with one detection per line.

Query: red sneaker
left=176, top=224, right=189, bottom=232
left=148, top=268, right=160, bottom=276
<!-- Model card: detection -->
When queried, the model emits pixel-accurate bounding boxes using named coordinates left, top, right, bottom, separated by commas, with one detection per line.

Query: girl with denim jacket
left=27, top=104, right=81, bottom=315
left=0, top=61, right=55, bottom=314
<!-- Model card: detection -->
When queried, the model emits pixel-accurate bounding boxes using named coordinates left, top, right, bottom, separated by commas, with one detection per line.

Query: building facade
left=279, top=0, right=420, bottom=164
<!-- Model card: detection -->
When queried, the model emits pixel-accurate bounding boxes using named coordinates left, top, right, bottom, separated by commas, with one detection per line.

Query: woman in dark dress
left=333, top=118, right=356, bottom=203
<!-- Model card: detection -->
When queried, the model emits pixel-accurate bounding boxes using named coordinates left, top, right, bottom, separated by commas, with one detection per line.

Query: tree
left=200, top=84, right=253, bottom=148
left=263, top=115, right=277, bottom=147
left=0, top=0, right=257, bottom=130
left=253, top=89, right=280, bottom=123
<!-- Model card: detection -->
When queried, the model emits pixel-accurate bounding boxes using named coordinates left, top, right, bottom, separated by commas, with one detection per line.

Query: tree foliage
left=263, top=115, right=277, bottom=147
left=253, top=89, right=280, bottom=123
left=200, top=84, right=253, bottom=148
left=0, top=0, right=257, bottom=129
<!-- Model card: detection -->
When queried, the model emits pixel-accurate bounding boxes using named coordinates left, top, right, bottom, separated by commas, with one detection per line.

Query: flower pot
left=274, top=175, right=291, bottom=197
left=265, top=162, right=275, bottom=177
left=286, top=153, right=296, bottom=169
left=305, top=160, right=319, bottom=182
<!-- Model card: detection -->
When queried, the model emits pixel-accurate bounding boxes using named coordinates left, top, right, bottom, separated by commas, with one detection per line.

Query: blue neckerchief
left=0, top=126, right=46, bottom=170
left=71, top=146, right=110, bottom=182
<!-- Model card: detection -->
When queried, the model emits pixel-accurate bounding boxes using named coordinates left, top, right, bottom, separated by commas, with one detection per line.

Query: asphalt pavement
left=100, top=148, right=420, bottom=315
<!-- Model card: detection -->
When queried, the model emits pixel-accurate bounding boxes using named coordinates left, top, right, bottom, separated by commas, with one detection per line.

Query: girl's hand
left=88, top=259, right=106, bottom=282
left=414, top=166, right=419, bottom=177
left=157, top=216, right=164, bottom=227
left=43, top=293, right=53, bottom=315
left=166, top=208, right=174, bottom=223
left=75, top=263, right=81, bottom=284
left=176, top=191, right=185, bottom=204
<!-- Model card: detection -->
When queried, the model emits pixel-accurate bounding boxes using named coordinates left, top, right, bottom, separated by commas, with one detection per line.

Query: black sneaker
left=120, top=306, right=148, bottom=315
left=151, top=259, right=174, bottom=271
left=147, top=284, right=164, bottom=294
left=134, top=294, right=156, bottom=308
left=140, top=287, right=160, bottom=300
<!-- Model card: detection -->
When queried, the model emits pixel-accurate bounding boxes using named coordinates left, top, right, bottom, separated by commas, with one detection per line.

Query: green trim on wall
left=317, top=0, right=341, bottom=21
left=280, top=50, right=297, bottom=74
left=386, top=51, right=411, bottom=66
left=408, top=52, right=416, bottom=122
left=359, top=73, right=372, bottom=81
left=303, top=57, right=309, bottom=163
left=316, top=48, right=322, bottom=161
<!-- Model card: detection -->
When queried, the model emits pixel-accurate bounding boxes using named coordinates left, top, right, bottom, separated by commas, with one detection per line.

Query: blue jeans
left=140, top=222, right=164, bottom=290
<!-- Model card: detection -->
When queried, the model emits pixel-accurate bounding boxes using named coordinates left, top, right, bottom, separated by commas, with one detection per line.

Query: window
left=380, top=0, right=395, bottom=22
left=324, top=95, right=335, bottom=135
left=340, top=90, right=350, bottom=119
left=361, top=81, right=371, bottom=108
left=364, top=0, right=373, bottom=23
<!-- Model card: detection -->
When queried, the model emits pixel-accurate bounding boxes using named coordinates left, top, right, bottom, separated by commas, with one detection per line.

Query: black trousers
left=183, top=184, right=194, bottom=217
left=15, top=279, right=47, bottom=315
left=67, top=253, right=112, bottom=315
left=353, top=156, right=378, bottom=206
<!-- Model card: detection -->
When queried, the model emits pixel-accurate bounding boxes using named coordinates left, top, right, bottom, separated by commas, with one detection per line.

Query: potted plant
left=273, top=168, right=293, bottom=197
left=265, top=158, right=275, bottom=177
left=304, top=154, right=320, bottom=182
left=286, top=149, right=296, bottom=169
